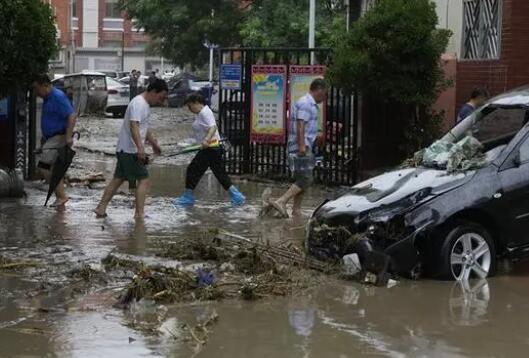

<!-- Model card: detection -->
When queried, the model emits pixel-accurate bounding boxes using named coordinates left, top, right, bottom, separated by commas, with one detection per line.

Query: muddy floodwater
left=2, top=108, right=529, bottom=357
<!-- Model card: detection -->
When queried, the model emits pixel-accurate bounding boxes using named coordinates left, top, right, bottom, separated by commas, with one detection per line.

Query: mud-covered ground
left=2, top=107, right=529, bottom=357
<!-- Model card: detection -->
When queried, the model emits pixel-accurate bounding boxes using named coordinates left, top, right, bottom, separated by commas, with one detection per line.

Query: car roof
left=62, top=71, right=106, bottom=77
left=489, top=85, right=529, bottom=107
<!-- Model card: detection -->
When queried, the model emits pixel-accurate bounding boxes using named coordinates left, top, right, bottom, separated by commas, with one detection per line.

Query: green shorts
left=114, top=152, right=149, bottom=188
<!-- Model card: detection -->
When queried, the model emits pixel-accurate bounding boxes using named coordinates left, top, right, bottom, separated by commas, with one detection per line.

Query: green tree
left=121, top=0, right=244, bottom=67
left=0, top=0, right=57, bottom=98
left=121, top=0, right=346, bottom=67
left=240, top=0, right=345, bottom=47
left=328, top=0, right=451, bottom=155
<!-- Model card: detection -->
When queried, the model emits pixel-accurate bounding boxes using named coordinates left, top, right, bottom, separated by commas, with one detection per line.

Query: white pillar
left=209, top=46, right=214, bottom=83
left=83, top=0, right=99, bottom=48
left=309, top=0, right=316, bottom=64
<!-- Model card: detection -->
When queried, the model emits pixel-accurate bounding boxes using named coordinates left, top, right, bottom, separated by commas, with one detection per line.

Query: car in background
left=119, top=75, right=150, bottom=94
left=306, top=86, right=529, bottom=281
left=167, top=73, right=215, bottom=107
left=92, top=69, right=120, bottom=78
left=52, top=72, right=108, bottom=115
left=105, top=77, right=130, bottom=118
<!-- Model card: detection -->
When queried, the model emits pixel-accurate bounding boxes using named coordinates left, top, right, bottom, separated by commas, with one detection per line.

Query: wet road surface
left=2, top=108, right=529, bottom=357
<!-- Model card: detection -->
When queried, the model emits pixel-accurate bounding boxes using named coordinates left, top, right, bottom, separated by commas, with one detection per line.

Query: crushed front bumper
left=306, top=219, right=424, bottom=280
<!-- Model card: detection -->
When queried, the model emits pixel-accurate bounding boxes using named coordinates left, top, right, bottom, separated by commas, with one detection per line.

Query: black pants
left=130, top=86, right=138, bottom=100
left=186, top=148, right=232, bottom=191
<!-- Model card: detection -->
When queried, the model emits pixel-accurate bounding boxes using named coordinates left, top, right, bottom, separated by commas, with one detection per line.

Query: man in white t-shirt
left=94, top=79, right=168, bottom=219
left=173, top=92, right=245, bottom=206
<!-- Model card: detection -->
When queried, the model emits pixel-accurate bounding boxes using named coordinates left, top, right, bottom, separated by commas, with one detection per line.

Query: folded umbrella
left=44, top=145, right=76, bottom=206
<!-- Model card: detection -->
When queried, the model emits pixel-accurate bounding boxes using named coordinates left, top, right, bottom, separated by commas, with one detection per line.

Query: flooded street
left=2, top=108, right=529, bottom=357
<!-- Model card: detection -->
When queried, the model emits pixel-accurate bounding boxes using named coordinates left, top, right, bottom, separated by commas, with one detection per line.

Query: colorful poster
left=220, top=64, right=242, bottom=90
left=289, top=65, right=326, bottom=136
left=250, top=65, right=287, bottom=144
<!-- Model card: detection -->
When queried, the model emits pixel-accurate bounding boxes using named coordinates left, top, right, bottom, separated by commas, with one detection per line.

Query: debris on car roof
left=404, top=135, right=487, bottom=173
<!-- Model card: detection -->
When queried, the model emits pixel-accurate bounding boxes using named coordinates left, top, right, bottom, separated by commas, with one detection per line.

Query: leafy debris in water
left=68, top=264, right=107, bottom=284
left=110, top=232, right=330, bottom=307
left=0, top=255, right=38, bottom=270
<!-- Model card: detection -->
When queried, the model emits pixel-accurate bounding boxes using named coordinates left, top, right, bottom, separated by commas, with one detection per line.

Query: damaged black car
left=307, top=86, right=529, bottom=281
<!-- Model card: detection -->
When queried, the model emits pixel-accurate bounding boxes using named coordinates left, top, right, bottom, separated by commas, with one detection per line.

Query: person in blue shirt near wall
left=33, top=74, right=77, bottom=208
left=456, top=88, right=489, bottom=125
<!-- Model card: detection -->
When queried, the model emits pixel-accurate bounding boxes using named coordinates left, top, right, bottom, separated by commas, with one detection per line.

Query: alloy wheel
left=450, top=233, right=491, bottom=281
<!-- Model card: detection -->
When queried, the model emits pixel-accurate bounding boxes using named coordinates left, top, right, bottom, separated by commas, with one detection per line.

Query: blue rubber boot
left=173, top=189, right=195, bottom=207
left=229, top=186, right=246, bottom=206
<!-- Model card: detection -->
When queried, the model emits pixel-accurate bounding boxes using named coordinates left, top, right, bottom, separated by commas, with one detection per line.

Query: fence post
left=28, top=89, right=37, bottom=180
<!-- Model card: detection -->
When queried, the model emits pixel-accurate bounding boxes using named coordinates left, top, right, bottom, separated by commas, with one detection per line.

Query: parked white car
left=105, top=77, right=130, bottom=118
left=118, top=75, right=150, bottom=93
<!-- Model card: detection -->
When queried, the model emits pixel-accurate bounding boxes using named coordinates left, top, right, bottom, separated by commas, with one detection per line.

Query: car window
left=474, top=108, right=527, bottom=144
left=518, top=134, right=529, bottom=163
left=87, top=76, right=106, bottom=91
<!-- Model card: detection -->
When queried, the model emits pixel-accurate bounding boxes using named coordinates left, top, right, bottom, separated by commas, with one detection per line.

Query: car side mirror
left=514, top=151, right=522, bottom=167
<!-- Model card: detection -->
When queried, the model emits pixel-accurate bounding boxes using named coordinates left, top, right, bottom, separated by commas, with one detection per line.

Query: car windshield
left=414, top=106, right=529, bottom=173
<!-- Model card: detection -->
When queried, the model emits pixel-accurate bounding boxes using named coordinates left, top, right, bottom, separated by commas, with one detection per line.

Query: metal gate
left=218, top=48, right=360, bottom=186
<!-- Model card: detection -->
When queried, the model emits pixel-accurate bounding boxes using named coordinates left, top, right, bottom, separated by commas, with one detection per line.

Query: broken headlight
left=364, top=188, right=433, bottom=223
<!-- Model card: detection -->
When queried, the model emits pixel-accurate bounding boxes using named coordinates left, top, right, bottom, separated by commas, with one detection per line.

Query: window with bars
left=72, top=0, right=77, bottom=18
left=105, top=0, right=121, bottom=18
left=462, top=0, right=501, bottom=60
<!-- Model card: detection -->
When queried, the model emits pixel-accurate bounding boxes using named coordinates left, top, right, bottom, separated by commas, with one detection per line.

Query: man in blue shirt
left=456, top=88, right=489, bottom=124
left=33, top=74, right=77, bottom=207
left=270, top=78, right=328, bottom=218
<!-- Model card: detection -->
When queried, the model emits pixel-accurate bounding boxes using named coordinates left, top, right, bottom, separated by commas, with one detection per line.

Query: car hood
left=316, top=167, right=475, bottom=218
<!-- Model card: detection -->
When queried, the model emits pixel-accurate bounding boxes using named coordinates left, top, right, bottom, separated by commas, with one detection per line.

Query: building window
left=132, top=41, right=147, bottom=49
left=462, top=0, right=501, bottom=60
left=72, top=0, right=77, bottom=18
left=102, top=40, right=122, bottom=48
left=105, top=0, right=121, bottom=18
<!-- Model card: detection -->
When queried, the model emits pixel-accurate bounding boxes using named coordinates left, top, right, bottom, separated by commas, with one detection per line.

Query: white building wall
left=124, top=56, right=145, bottom=73
left=82, top=0, right=99, bottom=48
left=433, top=0, right=464, bottom=57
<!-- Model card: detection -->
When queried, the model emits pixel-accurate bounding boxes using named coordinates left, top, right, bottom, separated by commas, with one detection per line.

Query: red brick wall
left=456, top=0, right=529, bottom=112
left=434, top=54, right=458, bottom=131
left=98, top=0, right=148, bottom=47
left=75, top=0, right=83, bottom=47
left=49, top=0, right=70, bottom=47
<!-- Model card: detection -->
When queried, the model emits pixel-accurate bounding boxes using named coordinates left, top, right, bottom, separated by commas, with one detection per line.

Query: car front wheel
left=440, top=222, right=496, bottom=281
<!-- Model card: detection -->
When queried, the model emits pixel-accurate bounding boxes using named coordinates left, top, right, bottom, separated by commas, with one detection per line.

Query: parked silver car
left=105, top=77, right=130, bottom=118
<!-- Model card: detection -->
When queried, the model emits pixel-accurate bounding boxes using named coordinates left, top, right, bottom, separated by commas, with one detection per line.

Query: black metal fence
left=218, top=48, right=359, bottom=186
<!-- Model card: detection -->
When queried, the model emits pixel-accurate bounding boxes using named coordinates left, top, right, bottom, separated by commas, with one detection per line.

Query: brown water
left=2, top=110, right=529, bottom=357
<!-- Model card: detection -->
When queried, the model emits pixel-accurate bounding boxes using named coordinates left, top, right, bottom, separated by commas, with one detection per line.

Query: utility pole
left=309, top=0, right=316, bottom=64
left=209, top=8, right=215, bottom=83
left=70, top=0, right=76, bottom=73
left=121, top=30, right=125, bottom=72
